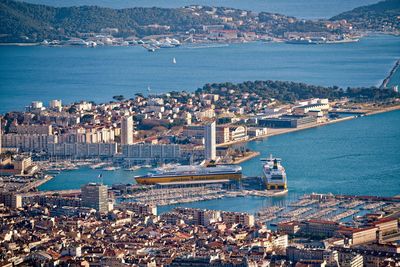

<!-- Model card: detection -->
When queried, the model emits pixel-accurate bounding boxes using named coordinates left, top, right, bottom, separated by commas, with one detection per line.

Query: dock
left=232, top=151, right=260, bottom=164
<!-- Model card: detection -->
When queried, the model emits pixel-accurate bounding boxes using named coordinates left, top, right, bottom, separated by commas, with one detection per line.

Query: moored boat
left=135, top=164, right=242, bottom=185
left=262, top=155, right=287, bottom=190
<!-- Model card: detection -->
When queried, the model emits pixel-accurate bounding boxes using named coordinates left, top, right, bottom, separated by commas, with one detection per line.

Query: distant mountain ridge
left=1, top=0, right=399, bottom=43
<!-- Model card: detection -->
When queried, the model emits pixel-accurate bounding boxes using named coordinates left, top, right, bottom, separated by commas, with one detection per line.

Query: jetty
left=380, top=59, right=400, bottom=89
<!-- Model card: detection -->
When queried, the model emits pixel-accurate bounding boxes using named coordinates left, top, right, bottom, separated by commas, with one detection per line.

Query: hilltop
left=331, top=0, right=400, bottom=33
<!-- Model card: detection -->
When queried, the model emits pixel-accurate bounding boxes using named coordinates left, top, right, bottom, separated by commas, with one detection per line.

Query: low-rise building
left=339, top=253, right=363, bottom=267
left=2, top=133, right=57, bottom=152
left=294, top=103, right=330, bottom=115
left=286, top=246, right=325, bottom=263
left=300, top=220, right=341, bottom=238
left=247, top=127, right=268, bottom=138
left=122, top=202, right=157, bottom=216
left=336, top=226, right=378, bottom=246
left=278, top=221, right=301, bottom=235
left=259, top=115, right=317, bottom=128
left=220, top=211, right=255, bottom=227
left=0, top=192, right=22, bottom=208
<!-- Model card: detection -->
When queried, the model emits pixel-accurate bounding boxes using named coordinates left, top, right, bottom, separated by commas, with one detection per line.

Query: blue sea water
left=38, top=167, right=149, bottom=191
left=23, top=0, right=380, bottom=19
left=1, top=2, right=399, bottom=213
left=1, top=35, right=399, bottom=114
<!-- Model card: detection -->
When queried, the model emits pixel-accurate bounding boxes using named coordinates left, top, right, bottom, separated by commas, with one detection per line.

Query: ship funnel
left=273, top=159, right=278, bottom=169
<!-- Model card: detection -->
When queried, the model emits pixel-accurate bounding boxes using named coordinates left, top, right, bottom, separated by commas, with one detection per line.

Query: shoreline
left=1, top=32, right=397, bottom=48
left=232, top=151, right=260, bottom=164
left=260, top=104, right=400, bottom=139
left=219, top=105, right=400, bottom=161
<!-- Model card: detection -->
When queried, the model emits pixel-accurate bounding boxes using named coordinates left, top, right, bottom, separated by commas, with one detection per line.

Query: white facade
left=2, top=133, right=57, bottom=152
left=121, top=144, right=181, bottom=160
left=205, top=121, right=216, bottom=160
left=31, top=101, right=44, bottom=109
left=49, top=99, right=62, bottom=109
left=121, top=116, right=133, bottom=145
left=59, top=127, right=115, bottom=143
left=220, top=211, right=255, bottom=227
left=47, top=143, right=117, bottom=158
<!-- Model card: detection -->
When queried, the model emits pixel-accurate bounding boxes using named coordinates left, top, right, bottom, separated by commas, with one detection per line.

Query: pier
left=380, top=59, right=400, bottom=89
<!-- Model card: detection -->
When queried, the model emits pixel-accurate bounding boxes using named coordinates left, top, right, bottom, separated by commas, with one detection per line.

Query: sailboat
left=172, top=57, right=176, bottom=64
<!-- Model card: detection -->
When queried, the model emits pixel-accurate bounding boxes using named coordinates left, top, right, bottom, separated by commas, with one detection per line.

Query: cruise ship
left=134, top=164, right=242, bottom=185
left=262, top=155, right=287, bottom=190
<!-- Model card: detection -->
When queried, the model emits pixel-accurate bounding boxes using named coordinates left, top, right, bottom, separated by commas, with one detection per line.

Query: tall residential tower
left=81, top=183, right=108, bottom=213
left=204, top=121, right=216, bottom=160
left=121, top=116, right=133, bottom=145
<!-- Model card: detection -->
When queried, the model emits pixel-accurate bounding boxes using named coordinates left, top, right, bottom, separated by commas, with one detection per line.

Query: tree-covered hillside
left=0, top=0, right=219, bottom=42
left=197, top=80, right=399, bottom=103
left=331, top=0, right=400, bottom=32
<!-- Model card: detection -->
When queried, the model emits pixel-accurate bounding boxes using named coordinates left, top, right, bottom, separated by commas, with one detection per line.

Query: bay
left=1, top=35, right=399, bottom=114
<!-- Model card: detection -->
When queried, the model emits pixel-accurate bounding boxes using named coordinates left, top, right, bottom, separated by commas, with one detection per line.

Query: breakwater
left=380, top=59, right=400, bottom=89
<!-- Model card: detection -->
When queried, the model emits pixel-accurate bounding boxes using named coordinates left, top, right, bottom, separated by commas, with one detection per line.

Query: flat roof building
left=121, top=116, right=133, bottom=145
left=81, top=183, right=108, bottom=213
left=204, top=121, right=216, bottom=160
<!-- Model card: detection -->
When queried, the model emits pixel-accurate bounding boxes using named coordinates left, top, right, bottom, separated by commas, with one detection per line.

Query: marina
left=33, top=109, right=400, bottom=198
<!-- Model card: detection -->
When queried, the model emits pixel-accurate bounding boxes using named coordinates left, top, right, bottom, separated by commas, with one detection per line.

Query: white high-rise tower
left=121, top=116, right=133, bottom=145
left=204, top=121, right=216, bottom=160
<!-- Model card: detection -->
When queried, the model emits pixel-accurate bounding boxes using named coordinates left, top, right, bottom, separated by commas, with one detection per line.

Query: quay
left=232, top=151, right=260, bottom=164
left=18, top=175, right=54, bottom=193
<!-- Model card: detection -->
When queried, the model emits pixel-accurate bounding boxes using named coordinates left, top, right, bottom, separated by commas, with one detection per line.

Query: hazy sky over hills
left=22, top=0, right=381, bottom=19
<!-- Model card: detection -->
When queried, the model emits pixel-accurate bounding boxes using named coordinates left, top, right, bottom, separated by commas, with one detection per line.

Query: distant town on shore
left=1, top=0, right=399, bottom=49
